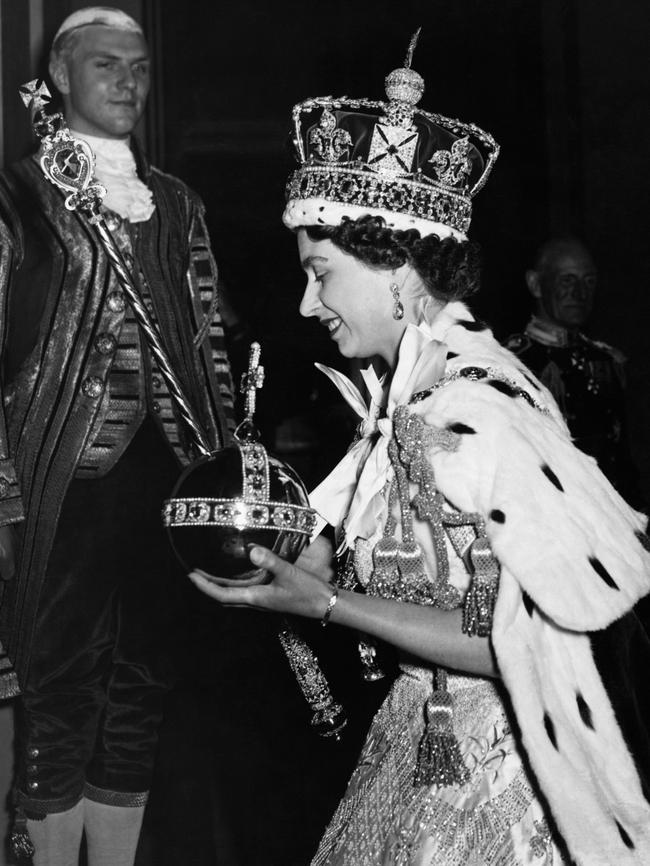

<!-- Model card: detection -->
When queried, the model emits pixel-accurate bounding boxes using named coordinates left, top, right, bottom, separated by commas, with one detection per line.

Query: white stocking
left=27, top=799, right=84, bottom=866
left=84, top=797, right=146, bottom=866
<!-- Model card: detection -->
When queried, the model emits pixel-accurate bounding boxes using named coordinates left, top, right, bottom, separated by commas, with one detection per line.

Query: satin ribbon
left=309, top=323, right=449, bottom=548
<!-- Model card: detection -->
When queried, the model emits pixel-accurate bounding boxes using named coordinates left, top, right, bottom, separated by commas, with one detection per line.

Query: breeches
left=15, top=418, right=183, bottom=815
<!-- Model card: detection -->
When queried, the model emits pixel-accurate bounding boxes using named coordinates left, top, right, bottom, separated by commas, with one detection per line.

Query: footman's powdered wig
left=52, top=6, right=143, bottom=46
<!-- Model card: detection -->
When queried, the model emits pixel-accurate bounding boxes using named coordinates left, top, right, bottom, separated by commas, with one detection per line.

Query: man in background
left=507, top=237, right=642, bottom=507
left=0, top=8, right=233, bottom=864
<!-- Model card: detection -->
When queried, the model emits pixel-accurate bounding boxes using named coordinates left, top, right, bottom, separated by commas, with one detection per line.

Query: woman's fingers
left=188, top=546, right=297, bottom=610
left=188, top=570, right=260, bottom=606
left=189, top=545, right=331, bottom=619
left=295, top=535, right=335, bottom=581
left=189, top=566, right=267, bottom=588
left=248, top=544, right=292, bottom=575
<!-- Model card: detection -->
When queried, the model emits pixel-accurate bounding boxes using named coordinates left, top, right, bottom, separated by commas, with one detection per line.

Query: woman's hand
left=295, top=534, right=334, bottom=582
left=190, top=543, right=497, bottom=676
left=189, top=544, right=334, bottom=620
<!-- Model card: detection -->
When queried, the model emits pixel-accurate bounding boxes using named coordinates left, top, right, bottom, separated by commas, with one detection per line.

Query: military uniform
left=507, top=316, right=641, bottom=506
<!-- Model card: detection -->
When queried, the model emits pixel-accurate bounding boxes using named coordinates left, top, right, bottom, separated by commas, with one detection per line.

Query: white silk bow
left=309, top=323, right=449, bottom=548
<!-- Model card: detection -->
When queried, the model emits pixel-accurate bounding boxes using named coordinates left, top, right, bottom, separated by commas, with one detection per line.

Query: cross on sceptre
left=19, top=79, right=51, bottom=113
left=240, top=342, right=265, bottom=422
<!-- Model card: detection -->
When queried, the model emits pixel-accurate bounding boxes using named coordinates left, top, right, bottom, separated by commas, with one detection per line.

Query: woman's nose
left=299, top=281, right=320, bottom=318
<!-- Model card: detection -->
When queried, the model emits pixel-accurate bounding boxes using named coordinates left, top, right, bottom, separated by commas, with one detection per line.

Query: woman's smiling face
left=297, top=229, right=407, bottom=365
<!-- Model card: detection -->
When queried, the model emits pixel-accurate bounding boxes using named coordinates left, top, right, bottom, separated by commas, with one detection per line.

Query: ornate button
left=0, top=476, right=9, bottom=498
left=122, top=251, right=134, bottom=268
left=26, top=764, right=38, bottom=776
left=82, top=376, right=104, bottom=399
left=26, top=747, right=39, bottom=759
left=152, top=376, right=162, bottom=389
left=94, top=333, right=117, bottom=356
left=152, top=401, right=161, bottom=414
left=106, top=292, right=126, bottom=313
left=27, top=781, right=39, bottom=792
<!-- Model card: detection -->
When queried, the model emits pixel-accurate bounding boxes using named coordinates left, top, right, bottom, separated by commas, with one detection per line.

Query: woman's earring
left=390, top=282, right=404, bottom=320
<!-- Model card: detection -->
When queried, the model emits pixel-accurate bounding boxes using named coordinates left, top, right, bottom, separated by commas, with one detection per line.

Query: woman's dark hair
left=305, top=214, right=481, bottom=302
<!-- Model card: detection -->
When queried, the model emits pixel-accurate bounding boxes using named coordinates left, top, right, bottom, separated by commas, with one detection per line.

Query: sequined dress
left=312, top=565, right=565, bottom=866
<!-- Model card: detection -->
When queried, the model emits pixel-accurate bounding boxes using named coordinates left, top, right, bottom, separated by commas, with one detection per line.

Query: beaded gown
left=308, top=302, right=650, bottom=866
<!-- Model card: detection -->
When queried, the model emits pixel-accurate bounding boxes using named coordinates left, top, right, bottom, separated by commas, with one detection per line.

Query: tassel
left=396, top=539, right=425, bottom=580
left=414, top=690, right=469, bottom=788
left=369, top=535, right=401, bottom=598
left=396, top=540, right=436, bottom=604
left=9, top=807, right=35, bottom=862
left=463, top=536, right=499, bottom=637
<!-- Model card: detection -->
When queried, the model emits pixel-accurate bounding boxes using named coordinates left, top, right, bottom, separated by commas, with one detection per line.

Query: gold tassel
left=414, top=672, right=469, bottom=788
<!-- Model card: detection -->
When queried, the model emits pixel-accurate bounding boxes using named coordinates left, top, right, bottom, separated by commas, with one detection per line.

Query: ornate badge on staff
left=20, top=79, right=346, bottom=739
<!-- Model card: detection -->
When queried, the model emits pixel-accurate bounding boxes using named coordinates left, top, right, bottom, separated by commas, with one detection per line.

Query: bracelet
left=321, top=584, right=339, bottom=627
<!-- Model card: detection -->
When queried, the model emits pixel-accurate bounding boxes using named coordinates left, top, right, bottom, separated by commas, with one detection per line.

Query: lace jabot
left=70, top=131, right=155, bottom=223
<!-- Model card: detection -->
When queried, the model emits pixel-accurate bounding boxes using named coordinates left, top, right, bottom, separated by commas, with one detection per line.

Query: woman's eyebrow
left=301, top=254, right=329, bottom=270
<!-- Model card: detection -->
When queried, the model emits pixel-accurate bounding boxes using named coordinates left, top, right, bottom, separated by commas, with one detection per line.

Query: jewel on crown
left=383, top=27, right=425, bottom=128
left=367, top=30, right=426, bottom=179
left=308, top=108, right=353, bottom=162
left=429, top=136, right=473, bottom=189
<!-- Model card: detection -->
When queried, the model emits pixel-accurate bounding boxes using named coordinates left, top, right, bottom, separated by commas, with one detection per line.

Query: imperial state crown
left=283, top=30, right=499, bottom=240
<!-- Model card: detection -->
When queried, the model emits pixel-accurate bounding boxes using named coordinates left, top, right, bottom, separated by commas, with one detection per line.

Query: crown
left=283, top=30, right=499, bottom=240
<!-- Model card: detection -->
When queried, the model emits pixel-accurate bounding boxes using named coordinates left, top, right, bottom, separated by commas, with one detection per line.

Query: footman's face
left=58, top=26, right=150, bottom=139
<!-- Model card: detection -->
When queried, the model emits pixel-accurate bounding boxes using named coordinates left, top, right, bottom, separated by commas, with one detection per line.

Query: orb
left=163, top=440, right=316, bottom=583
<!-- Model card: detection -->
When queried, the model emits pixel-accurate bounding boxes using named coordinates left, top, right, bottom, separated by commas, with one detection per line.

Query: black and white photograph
left=0, top=2, right=647, bottom=864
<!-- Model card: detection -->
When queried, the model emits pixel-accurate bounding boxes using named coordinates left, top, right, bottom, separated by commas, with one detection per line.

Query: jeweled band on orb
left=162, top=496, right=317, bottom=535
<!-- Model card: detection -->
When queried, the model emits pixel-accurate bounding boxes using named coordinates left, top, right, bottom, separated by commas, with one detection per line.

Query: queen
left=190, top=36, right=650, bottom=866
